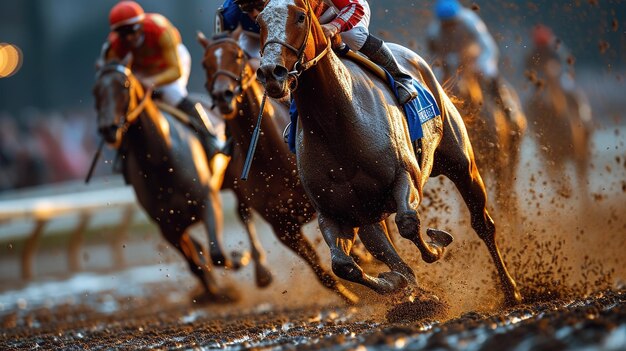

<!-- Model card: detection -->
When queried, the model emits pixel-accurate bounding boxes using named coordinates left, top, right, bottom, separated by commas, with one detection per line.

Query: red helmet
left=532, top=24, right=553, bottom=48
left=109, top=1, right=145, bottom=30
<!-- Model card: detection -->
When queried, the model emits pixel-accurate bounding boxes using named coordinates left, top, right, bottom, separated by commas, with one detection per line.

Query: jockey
left=104, top=1, right=219, bottom=157
left=427, top=0, right=512, bottom=119
left=319, top=0, right=418, bottom=104
left=215, top=0, right=264, bottom=71
left=527, top=24, right=576, bottom=93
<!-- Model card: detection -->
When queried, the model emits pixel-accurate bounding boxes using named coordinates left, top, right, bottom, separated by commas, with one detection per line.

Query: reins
left=205, top=38, right=258, bottom=98
left=86, top=65, right=152, bottom=183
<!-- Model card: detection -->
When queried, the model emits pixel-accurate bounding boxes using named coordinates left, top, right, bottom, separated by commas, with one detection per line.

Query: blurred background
left=0, top=0, right=623, bottom=190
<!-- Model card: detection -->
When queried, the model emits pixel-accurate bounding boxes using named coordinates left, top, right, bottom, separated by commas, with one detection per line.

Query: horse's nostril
left=256, top=68, right=267, bottom=84
left=224, top=90, right=234, bottom=101
left=273, top=66, right=288, bottom=81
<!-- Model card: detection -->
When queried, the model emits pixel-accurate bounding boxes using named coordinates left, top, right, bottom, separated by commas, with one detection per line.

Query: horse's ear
left=197, top=31, right=211, bottom=48
left=121, top=53, right=132, bottom=67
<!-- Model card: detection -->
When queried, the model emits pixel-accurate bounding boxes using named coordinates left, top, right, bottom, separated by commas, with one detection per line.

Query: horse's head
left=198, top=32, right=254, bottom=116
left=92, top=58, right=145, bottom=147
left=256, top=0, right=328, bottom=99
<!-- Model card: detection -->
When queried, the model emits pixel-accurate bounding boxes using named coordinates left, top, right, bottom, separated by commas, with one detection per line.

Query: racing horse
left=93, top=59, right=237, bottom=303
left=524, top=62, right=592, bottom=199
left=197, top=33, right=358, bottom=304
left=255, top=0, right=521, bottom=305
left=441, top=58, right=527, bottom=213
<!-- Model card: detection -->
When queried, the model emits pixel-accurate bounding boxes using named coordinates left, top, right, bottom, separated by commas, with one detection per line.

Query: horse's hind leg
left=317, top=216, right=406, bottom=296
left=237, top=201, right=273, bottom=287
left=357, top=220, right=416, bottom=286
left=273, top=219, right=359, bottom=304
left=440, top=152, right=522, bottom=305
left=393, top=172, right=452, bottom=263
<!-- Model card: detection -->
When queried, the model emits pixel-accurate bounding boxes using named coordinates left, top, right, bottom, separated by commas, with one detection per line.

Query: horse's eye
left=297, top=13, right=306, bottom=23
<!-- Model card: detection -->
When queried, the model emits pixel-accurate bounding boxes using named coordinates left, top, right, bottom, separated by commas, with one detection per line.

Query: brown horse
left=93, top=60, right=237, bottom=303
left=524, top=58, right=592, bottom=198
left=197, top=33, right=358, bottom=304
left=441, top=62, right=527, bottom=213
left=255, top=0, right=521, bottom=305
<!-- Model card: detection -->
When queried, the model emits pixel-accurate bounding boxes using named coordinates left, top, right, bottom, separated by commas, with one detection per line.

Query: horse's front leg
left=318, top=215, right=406, bottom=296
left=162, top=228, right=240, bottom=304
left=236, top=201, right=273, bottom=287
left=358, top=221, right=416, bottom=286
left=203, top=190, right=232, bottom=268
left=393, top=172, right=453, bottom=263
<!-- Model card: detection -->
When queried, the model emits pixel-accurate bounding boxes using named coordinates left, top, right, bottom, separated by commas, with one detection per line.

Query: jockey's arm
left=147, top=29, right=182, bottom=87
left=462, top=10, right=499, bottom=79
left=218, top=0, right=244, bottom=33
left=325, top=0, right=365, bottom=34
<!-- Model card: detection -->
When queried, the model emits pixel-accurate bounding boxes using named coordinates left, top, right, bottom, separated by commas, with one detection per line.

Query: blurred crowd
left=0, top=109, right=99, bottom=192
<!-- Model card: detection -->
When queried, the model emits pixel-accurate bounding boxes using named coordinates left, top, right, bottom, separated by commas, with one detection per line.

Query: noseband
left=96, top=64, right=152, bottom=148
left=205, top=38, right=257, bottom=96
left=260, top=0, right=331, bottom=86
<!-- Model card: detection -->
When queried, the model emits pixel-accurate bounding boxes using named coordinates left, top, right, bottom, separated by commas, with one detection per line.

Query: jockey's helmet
left=109, top=1, right=146, bottom=31
left=234, top=0, right=265, bottom=14
left=533, top=25, right=554, bottom=48
left=435, top=0, right=461, bottom=20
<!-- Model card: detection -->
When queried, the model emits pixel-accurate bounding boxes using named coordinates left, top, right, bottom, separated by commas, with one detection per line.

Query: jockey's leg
left=359, top=34, right=418, bottom=105
left=175, top=97, right=221, bottom=159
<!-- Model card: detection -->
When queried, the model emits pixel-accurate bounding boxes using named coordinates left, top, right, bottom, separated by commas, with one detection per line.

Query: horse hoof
left=192, top=285, right=241, bottom=305
left=210, top=252, right=230, bottom=268
left=255, top=264, right=273, bottom=288
left=230, top=250, right=251, bottom=270
left=378, top=271, right=409, bottom=294
left=426, top=228, right=453, bottom=247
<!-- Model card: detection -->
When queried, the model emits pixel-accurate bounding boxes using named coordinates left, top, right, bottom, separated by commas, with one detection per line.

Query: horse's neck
left=294, top=52, right=354, bottom=135
left=127, top=101, right=168, bottom=154
left=231, top=79, right=279, bottom=147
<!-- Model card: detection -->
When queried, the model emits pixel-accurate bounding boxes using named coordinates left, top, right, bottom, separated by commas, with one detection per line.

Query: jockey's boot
left=176, top=97, right=220, bottom=160
left=360, top=35, right=418, bottom=105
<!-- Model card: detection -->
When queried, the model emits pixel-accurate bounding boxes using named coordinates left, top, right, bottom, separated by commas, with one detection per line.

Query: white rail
left=0, top=181, right=143, bottom=280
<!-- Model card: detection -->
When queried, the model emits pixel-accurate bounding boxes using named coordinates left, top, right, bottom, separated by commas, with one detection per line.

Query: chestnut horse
left=256, top=0, right=521, bottom=305
left=93, top=61, right=237, bottom=303
left=197, top=34, right=358, bottom=304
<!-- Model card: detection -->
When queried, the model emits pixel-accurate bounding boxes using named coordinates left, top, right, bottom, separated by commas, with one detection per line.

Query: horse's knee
left=395, top=210, right=420, bottom=240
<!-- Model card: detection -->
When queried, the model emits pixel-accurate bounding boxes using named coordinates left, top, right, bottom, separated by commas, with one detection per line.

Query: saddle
left=286, top=46, right=438, bottom=163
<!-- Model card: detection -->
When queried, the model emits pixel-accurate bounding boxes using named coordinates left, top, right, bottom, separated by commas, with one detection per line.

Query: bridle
left=96, top=64, right=152, bottom=148
left=204, top=38, right=257, bottom=97
left=259, top=0, right=331, bottom=88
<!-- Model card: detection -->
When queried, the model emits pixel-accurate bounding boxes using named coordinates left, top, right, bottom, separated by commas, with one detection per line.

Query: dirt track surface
left=1, top=126, right=625, bottom=350
left=2, top=282, right=625, bottom=350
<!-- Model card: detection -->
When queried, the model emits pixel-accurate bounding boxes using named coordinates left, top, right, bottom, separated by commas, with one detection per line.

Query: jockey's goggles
left=239, top=1, right=264, bottom=14
left=115, top=23, right=142, bottom=36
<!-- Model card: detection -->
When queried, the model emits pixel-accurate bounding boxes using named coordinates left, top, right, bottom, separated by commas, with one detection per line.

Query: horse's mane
left=305, top=0, right=328, bottom=18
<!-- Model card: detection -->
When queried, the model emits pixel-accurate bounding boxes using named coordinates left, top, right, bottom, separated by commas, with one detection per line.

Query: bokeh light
left=0, top=43, right=23, bottom=78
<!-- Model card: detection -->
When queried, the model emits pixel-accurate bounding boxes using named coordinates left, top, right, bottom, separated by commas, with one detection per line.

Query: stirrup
left=283, top=122, right=291, bottom=144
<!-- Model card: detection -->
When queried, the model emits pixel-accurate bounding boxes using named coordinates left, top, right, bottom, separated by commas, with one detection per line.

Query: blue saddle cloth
left=287, top=69, right=440, bottom=153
